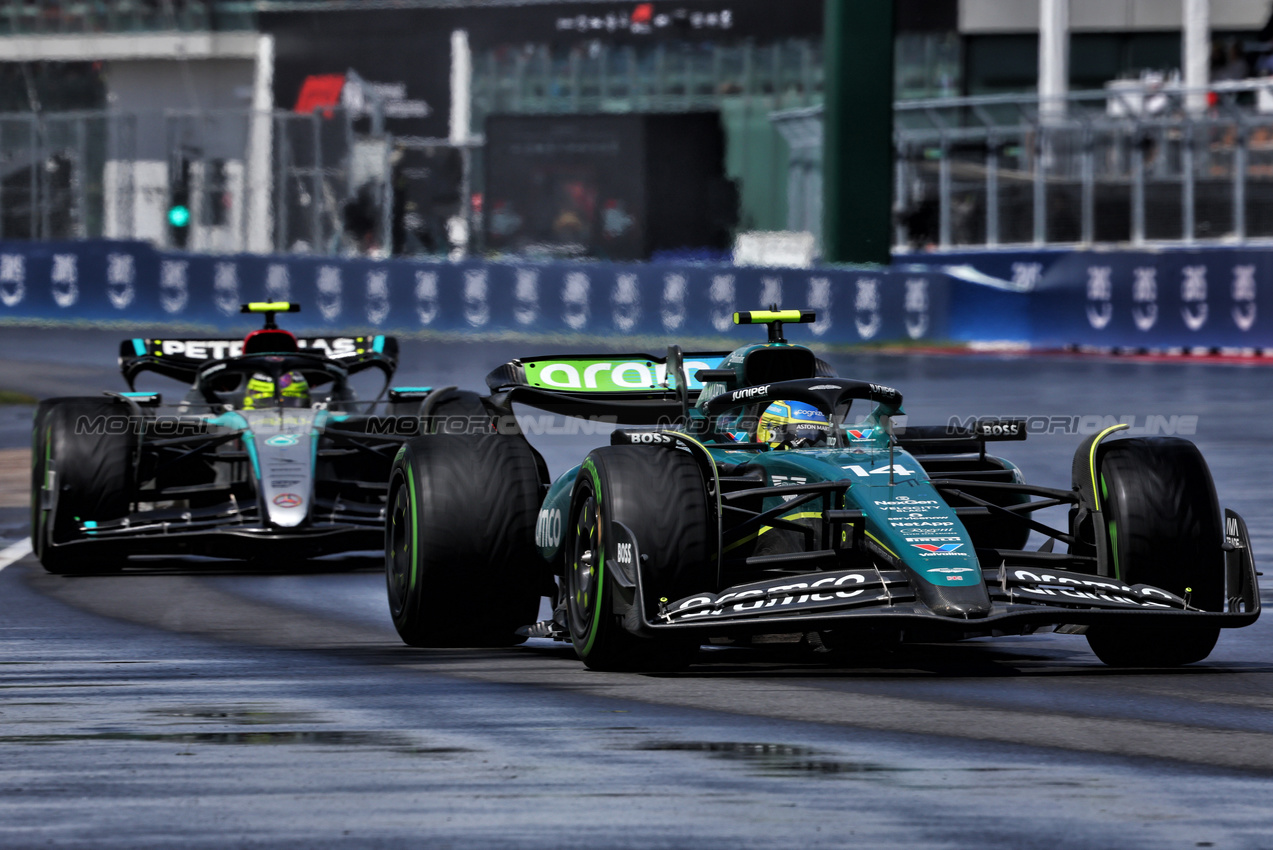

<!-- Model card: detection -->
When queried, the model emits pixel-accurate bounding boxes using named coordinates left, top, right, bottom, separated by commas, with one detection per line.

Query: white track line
left=0, top=537, right=33, bottom=572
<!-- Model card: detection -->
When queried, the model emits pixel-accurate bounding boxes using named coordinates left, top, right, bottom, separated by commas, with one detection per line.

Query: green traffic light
left=168, top=205, right=190, bottom=228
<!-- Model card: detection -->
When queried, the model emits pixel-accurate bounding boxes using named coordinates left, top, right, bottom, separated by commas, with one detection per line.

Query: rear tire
left=1085, top=437, right=1223, bottom=667
left=32, top=399, right=133, bottom=575
left=386, top=433, right=543, bottom=647
left=564, top=446, right=711, bottom=672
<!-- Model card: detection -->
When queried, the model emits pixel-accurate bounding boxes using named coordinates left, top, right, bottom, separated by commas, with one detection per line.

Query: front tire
left=565, top=446, right=711, bottom=672
left=32, top=399, right=134, bottom=575
left=1085, top=437, right=1223, bottom=667
left=386, top=433, right=543, bottom=647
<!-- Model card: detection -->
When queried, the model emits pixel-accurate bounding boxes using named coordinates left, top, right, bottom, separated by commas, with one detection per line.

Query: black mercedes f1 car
left=31, top=302, right=486, bottom=573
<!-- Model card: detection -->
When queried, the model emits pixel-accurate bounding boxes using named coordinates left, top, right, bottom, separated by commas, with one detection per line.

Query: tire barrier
left=1, top=239, right=1270, bottom=349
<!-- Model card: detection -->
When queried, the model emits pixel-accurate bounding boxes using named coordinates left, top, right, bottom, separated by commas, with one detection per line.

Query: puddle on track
left=145, top=706, right=322, bottom=726
left=0, top=730, right=472, bottom=753
left=632, top=741, right=1031, bottom=779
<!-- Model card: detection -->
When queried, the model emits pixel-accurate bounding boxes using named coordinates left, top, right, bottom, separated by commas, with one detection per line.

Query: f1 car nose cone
left=910, top=581, right=994, bottom=620
left=929, top=599, right=993, bottom=619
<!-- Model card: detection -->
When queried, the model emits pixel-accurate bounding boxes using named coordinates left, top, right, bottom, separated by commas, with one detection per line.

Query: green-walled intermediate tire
left=32, top=399, right=133, bottom=575
left=565, top=445, right=711, bottom=672
left=386, top=433, right=543, bottom=647
left=1085, top=437, right=1224, bottom=667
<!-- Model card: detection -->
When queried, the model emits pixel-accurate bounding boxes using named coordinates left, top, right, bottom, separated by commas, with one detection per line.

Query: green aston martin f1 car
left=385, top=310, right=1259, bottom=669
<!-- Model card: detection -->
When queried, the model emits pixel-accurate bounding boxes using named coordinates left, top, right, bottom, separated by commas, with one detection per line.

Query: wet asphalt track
left=2, top=328, right=1273, bottom=848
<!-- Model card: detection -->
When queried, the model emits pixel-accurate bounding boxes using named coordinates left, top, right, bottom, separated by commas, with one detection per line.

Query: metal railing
left=0, top=106, right=410, bottom=256
left=893, top=81, right=1273, bottom=250
left=0, top=1, right=255, bottom=35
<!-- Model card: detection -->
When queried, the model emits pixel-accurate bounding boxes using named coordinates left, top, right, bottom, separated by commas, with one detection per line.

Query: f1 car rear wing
left=119, top=334, right=399, bottom=389
left=484, top=350, right=730, bottom=424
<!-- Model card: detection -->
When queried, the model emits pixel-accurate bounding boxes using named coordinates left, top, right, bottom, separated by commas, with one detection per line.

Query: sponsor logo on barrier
left=160, top=260, right=188, bottom=314
left=904, top=277, right=928, bottom=339
left=809, top=277, right=833, bottom=336
left=317, top=266, right=342, bottom=321
left=613, top=272, right=640, bottom=332
left=0, top=254, right=24, bottom=307
left=1011, top=262, right=1044, bottom=290
left=661, top=273, right=687, bottom=330
left=710, top=275, right=735, bottom=332
left=514, top=268, right=539, bottom=325
left=214, top=262, right=239, bottom=315
left=51, top=254, right=78, bottom=308
left=415, top=270, right=439, bottom=326
left=1233, top=264, right=1257, bottom=332
left=855, top=278, right=880, bottom=339
left=465, top=268, right=490, bottom=327
left=760, top=276, right=782, bottom=309
left=366, top=270, right=390, bottom=325
left=1131, top=267, right=1157, bottom=331
left=1086, top=266, right=1113, bottom=329
left=266, top=263, right=291, bottom=302
left=1181, top=265, right=1208, bottom=331
left=107, top=253, right=135, bottom=310
left=563, top=271, right=589, bottom=330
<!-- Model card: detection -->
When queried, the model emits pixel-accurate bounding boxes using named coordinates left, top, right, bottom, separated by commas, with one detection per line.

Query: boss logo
left=616, top=542, right=632, bottom=564
left=978, top=422, right=1019, bottom=436
left=629, top=431, right=673, bottom=444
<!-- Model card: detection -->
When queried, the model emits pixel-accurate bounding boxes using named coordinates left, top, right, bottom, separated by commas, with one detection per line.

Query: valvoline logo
left=846, top=428, right=875, bottom=440
left=913, top=543, right=962, bottom=553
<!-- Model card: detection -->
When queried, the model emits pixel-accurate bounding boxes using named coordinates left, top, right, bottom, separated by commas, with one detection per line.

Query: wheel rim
left=567, top=493, right=601, bottom=647
left=386, top=476, right=413, bottom=619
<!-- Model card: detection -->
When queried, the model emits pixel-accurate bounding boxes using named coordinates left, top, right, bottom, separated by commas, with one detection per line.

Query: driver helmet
left=243, top=370, right=311, bottom=410
left=757, top=400, right=830, bottom=448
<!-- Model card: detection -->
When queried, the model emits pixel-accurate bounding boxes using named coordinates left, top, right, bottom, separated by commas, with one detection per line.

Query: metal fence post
left=894, top=143, right=908, bottom=250
left=986, top=134, right=999, bottom=247
left=311, top=111, right=322, bottom=253
left=1182, top=120, right=1195, bottom=243
left=28, top=114, right=38, bottom=239
left=1131, top=129, right=1145, bottom=246
left=938, top=136, right=951, bottom=248
left=274, top=113, right=287, bottom=253
left=75, top=115, right=88, bottom=238
left=1033, top=127, right=1047, bottom=245
left=1081, top=125, right=1094, bottom=244
left=0, top=120, right=5, bottom=240
left=1233, top=122, right=1247, bottom=241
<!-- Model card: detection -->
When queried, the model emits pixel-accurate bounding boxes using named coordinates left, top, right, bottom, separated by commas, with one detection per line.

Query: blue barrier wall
left=926, top=246, right=1272, bottom=349
left=0, top=240, right=959, bottom=345
left=1, top=240, right=1269, bottom=349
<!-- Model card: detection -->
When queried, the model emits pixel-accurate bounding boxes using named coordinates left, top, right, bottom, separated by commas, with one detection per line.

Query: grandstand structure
left=2, top=0, right=1273, bottom=257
